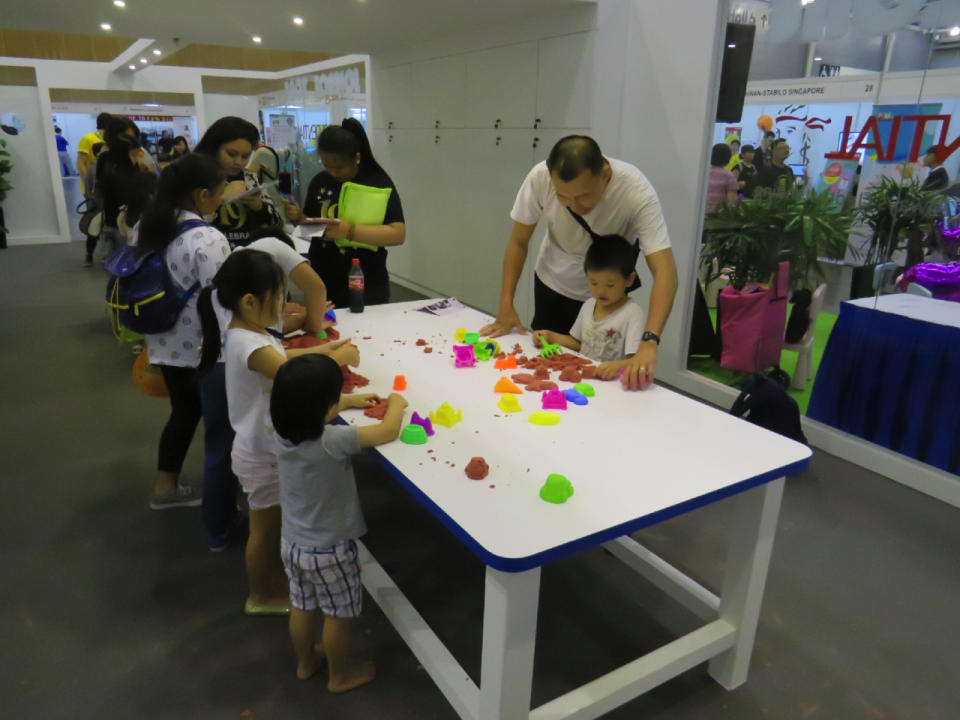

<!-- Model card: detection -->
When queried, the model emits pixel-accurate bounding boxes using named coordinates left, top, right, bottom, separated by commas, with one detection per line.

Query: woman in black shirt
left=304, top=119, right=406, bottom=308
left=194, top=117, right=286, bottom=248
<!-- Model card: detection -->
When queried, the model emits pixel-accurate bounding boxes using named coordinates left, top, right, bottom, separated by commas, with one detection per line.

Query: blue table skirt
left=807, top=301, right=960, bottom=475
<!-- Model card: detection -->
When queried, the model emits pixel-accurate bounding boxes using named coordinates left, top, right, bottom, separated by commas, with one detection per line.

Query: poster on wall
left=815, top=156, right=860, bottom=208
left=269, top=115, right=299, bottom=150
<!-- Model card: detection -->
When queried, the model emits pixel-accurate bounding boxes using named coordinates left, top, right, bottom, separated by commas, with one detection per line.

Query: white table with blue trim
left=335, top=300, right=811, bottom=720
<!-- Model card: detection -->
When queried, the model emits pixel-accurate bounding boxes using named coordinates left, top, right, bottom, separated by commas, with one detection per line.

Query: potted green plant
left=855, top=176, right=940, bottom=270
left=702, top=187, right=856, bottom=291
left=0, top=138, right=11, bottom=249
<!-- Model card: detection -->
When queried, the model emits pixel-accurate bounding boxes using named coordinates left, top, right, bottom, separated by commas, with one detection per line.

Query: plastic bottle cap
left=352, top=259, right=360, bottom=264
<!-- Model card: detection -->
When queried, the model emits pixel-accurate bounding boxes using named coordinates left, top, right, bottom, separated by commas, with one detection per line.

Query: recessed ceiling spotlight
left=129, top=64, right=136, bottom=70
left=140, top=58, right=148, bottom=63
left=252, top=36, right=262, bottom=43
left=114, top=0, right=125, bottom=6
left=951, top=26, right=960, bottom=37
left=153, top=49, right=161, bottom=55
left=814, top=56, right=822, bottom=61
left=728, top=44, right=736, bottom=48
left=293, top=17, right=304, bottom=25
left=101, top=23, right=112, bottom=30
left=143, top=103, right=160, bottom=107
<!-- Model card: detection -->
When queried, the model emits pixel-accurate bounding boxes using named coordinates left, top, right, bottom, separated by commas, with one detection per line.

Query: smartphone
left=224, top=180, right=278, bottom=205
left=278, top=172, right=292, bottom=195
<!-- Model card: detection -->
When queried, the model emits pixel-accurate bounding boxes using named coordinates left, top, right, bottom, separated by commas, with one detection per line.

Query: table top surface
left=845, top=294, right=960, bottom=329
left=335, top=301, right=811, bottom=571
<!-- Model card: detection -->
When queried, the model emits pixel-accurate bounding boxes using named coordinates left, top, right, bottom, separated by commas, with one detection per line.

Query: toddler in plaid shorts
left=271, top=353, right=407, bottom=692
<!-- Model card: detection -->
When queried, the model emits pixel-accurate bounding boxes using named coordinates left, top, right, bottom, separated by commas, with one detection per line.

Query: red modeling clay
left=465, top=457, right=489, bottom=480
left=342, top=367, right=369, bottom=393
left=416, top=339, right=428, bottom=346
left=364, top=398, right=389, bottom=419
left=558, top=368, right=582, bottom=383
left=511, top=373, right=535, bottom=384
left=424, top=347, right=433, bottom=353
left=495, top=352, right=506, bottom=360
left=363, top=336, right=372, bottom=340
left=534, top=367, right=551, bottom=380
left=518, top=356, right=528, bottom=364
left=525, top=380, right=558, bottom=392
left=582, top=366, right=597, bottom=379
left=512, top=344, right=523, bottom=355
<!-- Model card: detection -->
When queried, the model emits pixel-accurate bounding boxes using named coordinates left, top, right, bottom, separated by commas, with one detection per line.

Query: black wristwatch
left=641, top=331, right=661, bottom=345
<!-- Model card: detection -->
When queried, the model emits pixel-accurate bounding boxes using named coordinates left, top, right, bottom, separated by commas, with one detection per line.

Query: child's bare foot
left=296, top=644, right=327, bottom=681
left=328, top=660, right=376, bottom=693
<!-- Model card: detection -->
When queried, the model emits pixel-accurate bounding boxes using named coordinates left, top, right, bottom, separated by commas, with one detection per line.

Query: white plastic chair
left=873, top=261, right=898, bottom=292
left=784, top=283, right=826, bottom=391
left=705, top=257, right=734, bottom=308
left=906, top=282, right=933, bottom=298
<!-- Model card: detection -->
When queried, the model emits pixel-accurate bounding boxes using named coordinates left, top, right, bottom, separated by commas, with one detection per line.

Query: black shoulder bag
left=566, top=208, right=642, bottom=292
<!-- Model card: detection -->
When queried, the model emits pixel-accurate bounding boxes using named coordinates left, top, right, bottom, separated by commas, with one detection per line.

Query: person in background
left=248, top=145, right=297, bottom=223
left=172, top=136, right=190, bottom=159
left=81, top=142, right=106, bottom=267
left=77, top=112, right=111, bottom=193
left=194, top=117, right=286, bottom=248
left=737, top=144, right=758, bottom=197
left=725, top=136, right=741, bottom=174
left=922, top=145, right=950, bottom=192
left=157, top=134, right=176, bottom=165
left=97, top=117, right=150, bottom=256
left=55, top=127, right=73, bottom=177
left=706, top=143, right=740, bottom=213
left=754, top=131, right=776, bottom=172
left=304, top=119, right=406, bottom=308
left=118, top=172, right=159, bottom=243
left=753, top=139, right=795, bottom=197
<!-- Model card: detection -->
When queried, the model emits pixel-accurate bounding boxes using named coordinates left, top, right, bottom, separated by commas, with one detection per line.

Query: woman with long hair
left=304, top=118, right=406, bottom=308
left=194, top=117, right=287, bottom=247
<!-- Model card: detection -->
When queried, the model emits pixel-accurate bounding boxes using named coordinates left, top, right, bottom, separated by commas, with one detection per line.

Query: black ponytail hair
left=195, top=117, right=261, bottom=158
left=317, top=117, right=385, bottom=175
left=125, top=172, right=159, bottom=228
left=103, top=116, right=140, bottom=150
left=196, top=249, right=286, bottom=377
left=137, top=153, right=225, bottom=257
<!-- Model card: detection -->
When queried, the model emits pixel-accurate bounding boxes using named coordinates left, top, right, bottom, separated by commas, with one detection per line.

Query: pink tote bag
left=719, top=262, right=789, bottom=373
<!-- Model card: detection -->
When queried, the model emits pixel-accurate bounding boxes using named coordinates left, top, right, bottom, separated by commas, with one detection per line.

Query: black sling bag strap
left=566, top=207, right=642, bottom=291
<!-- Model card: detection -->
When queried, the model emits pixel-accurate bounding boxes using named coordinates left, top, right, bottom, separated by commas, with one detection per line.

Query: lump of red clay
left=416, top=339, right=428, bottom=346
left=424, top=347, right=433, bottom=353
left=342, top=367, right=370, bottom=393
left=363, top=398, right=389, bottom=419
left=465, top=457, right=489, bottom=480
left=582, top=366, right=597, bottom=379
left=558, top=368, right=582, bottom=383
left=518, top=356, right=528, bottom=364
left=534, top=367, right=551, bottom=380
left=525, top=380, right=558, bottom=392
left=511, top=373, right=535, bottom=384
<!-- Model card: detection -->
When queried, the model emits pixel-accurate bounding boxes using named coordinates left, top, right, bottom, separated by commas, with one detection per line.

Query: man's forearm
left=498, top=239, right=528, bottom=310
left=645, top=254, right=679, bottom=337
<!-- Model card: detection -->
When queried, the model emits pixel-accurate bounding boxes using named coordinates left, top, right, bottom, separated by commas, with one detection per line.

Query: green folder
left=333, top=182, right=393, bottom=251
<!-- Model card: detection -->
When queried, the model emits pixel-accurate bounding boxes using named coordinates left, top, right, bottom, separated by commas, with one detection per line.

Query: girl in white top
left=196, top=250, right=371, bottom=614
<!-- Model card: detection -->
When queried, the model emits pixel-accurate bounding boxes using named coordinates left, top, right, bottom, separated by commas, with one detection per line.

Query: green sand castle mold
left=400, top=424, right=428, bottom=445
left=540, top=474, right=574, bottom=504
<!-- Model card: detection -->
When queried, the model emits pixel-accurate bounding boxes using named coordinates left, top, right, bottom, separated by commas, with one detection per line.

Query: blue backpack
left=105, top=219, right=209, bottom=336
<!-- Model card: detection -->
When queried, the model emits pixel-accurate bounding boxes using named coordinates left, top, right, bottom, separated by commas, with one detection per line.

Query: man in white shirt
left=480, top=136, right=678, bottom=391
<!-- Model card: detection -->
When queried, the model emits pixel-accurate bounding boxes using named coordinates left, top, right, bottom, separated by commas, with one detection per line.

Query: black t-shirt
left=210, top=169, right=285, bottom=248
left=738, top=162, right=758, bottom=198
left=304, top=165, right=405, bottom=306
left=753, top=163, right=795, bottom=197
left=923, top=166, right=949, bottom=192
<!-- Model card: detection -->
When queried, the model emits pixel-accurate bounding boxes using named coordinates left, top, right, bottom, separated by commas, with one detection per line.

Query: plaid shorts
left=281, top=538, right=363, bottom=616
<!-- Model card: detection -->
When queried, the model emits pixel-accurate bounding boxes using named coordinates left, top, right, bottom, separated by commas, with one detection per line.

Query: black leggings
left=531, top=274, right=586, bottom=335
left=158, top=365, right=203, bottom=474
left=85, top=234, right=98, bottom=256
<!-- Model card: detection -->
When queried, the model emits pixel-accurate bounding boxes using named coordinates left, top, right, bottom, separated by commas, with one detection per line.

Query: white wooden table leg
left=708, top=477, right=785, bottom=690
left=479, top=566, right=541, bottom=720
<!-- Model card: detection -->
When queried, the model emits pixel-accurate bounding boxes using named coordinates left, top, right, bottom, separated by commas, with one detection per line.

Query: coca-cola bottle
left=348, top=258, right=364, bottom=313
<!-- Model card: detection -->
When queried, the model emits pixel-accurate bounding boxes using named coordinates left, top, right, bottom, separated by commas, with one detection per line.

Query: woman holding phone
left=304, top=119, right=406, bottom=308
left=194, top=117, right=289, bottom=248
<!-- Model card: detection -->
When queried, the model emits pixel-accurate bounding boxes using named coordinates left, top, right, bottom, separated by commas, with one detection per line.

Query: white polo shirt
left=510, top=158, right=672, bottom=301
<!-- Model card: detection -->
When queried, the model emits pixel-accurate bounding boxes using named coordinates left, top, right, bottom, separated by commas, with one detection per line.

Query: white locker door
left=461, top=131, right=536, bottom=321
left=536, top=32, right=597, bottom=130
left=371, top=64, right=413, bottom=130
left=411, top=56, right=467, bottom=130
left=464, top=42, right=538, bottom=130
left=373, top=130, right=416, bottom=283
left=402, top=129, right=466, bottom=298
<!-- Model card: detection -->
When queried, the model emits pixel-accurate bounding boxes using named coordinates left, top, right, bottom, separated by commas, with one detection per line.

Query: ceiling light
left=129, top=64, right=136, bottom=70
left=252, top=36, right=262, bottom=43
left=101, top=23, right=112, bottom=30
left=728, top=44, right=736, bottom=48
left=814, top=56, right=823, bottom=61
left=153, top=49, right=162, bottom=55
left=114, top=0, right=125, bottom=6
left=951, top=26, right=960, bottom=37
left=293, top=17, right=304, bottom=25
left=140, top=58, right=148, bottom=63
left=143, top=103, right=160, bottom=107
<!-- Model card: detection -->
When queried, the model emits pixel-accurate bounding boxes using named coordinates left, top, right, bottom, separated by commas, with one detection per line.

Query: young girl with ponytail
left=304, top=118, right=407, bottom=308
left=195, top=250, right=368, bottom=614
